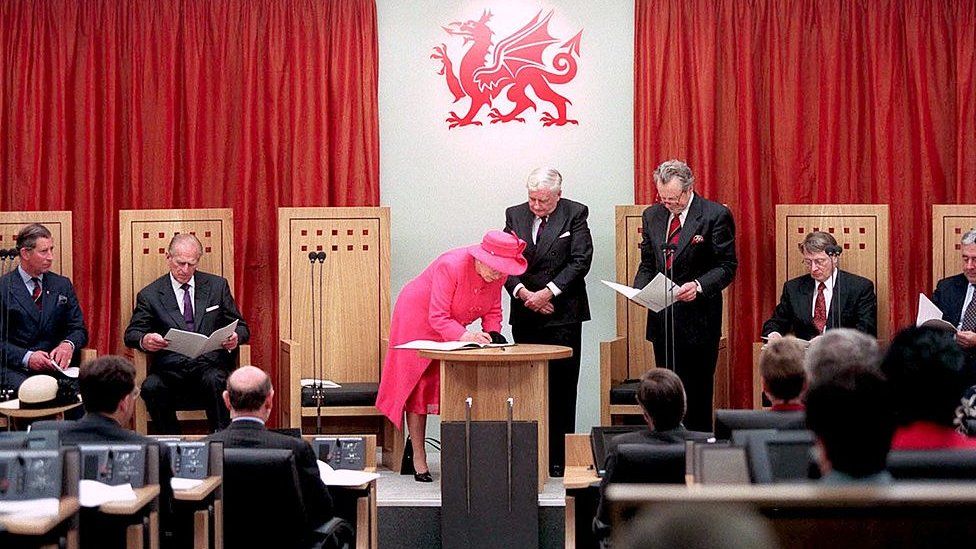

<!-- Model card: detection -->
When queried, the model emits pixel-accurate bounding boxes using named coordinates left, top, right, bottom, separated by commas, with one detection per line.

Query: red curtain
left=0, top=0, right=380, bottom=411
left=635, top=0, right=976, bottom=407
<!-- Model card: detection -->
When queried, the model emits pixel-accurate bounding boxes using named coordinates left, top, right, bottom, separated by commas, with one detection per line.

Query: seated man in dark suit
left=762, top=231, right=876, bottom=341
left=759, top=335, right=806, bottom=411
left=206, top=366, right=333, bottom=528
left=124, top=233, right=249, bottom=433
left=932, top=229, right=976, bottom=384
left=595, top=369, right=711, bottom=537
left=806, top=365, right=895, bottom=484
left=0, top=223, right=87, bottom=398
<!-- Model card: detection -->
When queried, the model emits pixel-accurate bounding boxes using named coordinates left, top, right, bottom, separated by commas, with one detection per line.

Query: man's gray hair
left=15, top=223, right=52, bottom=252
left=804, top=328, right=880, bottom=384
left=961, top=229, right=976, bottom=246
left=526, top=167, right=562, bottom=193
left=653, top=160, right=695, bottom=191
left=798, top=231, right=838, bottom=254
left=167, top=233, right=204, bottom=256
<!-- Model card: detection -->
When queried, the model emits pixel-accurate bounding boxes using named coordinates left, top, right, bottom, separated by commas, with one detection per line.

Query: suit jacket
left=39, top=413, right=154, bottom=445
left=206, top=420, right=333, bottom=525
left=932, top=273, right=976, bottom=371
left=633, top=196, right=737, bottom=343
left=761, top=270, right=877, bottom=340
left=0, top=269, right=87, bottom=373
left=504, top=198, right=593, bottom=327
left=123, top=271, right=249, bottom=370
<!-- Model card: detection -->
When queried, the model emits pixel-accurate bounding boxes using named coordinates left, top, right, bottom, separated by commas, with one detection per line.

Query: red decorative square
left=158, top=247, right=165, bottom=254
left=317, top=230, right=323, bottom=236
left=347, top=244, right=353, bottom=251
left=205, top=246, right=212, bottom=253
left=301, top=245, right=308, bottom=251
left=859, top=243, right=865, bottom=249
left=332, top=245, right=338, bottom=251
left=859, top=227, right=866, bottom=234
left=813, top=227, right=819, bottom=232
left=143, top=232, right=150, bottom=239
left=158, top=232, right=164, bottom=238
left=362, top=245, right=369, bottom=251
left=956, top=244, right=962, bottom=250
left=301, top=230, right=307, bottom=236
left=143, top=248, right=150, bottom=255
left=363, top=229, right=369, bottom=236
left=828, top=227, right=835, bottom=233
left=190, top=231, right=196, bottom=235
left=316, top=245, right=323, bottom=251
left=956, top=228, right=963, bottom=234
left=797, top=227, right=804, bottom=233
left=205, top=231, right=211, bottom=238
left=844, top=227, right=850, bottom=234
left=347, top=229, right=353, bottom=236
left=331, top=230, right=338, bottom=236
left=844, top=243, right=850, bottom=249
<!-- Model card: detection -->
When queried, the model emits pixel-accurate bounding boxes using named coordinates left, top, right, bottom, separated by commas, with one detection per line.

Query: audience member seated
left=617, top=504, right=780, bottom=549
left=879, top=326, right=976, bottom=450
left=205, top=366, right=334, bottom=531
left=595, top=369, right=710, bottom=542
left=760, top=336, right=807, bottom=411
left=805, top=365, right=895, bottom=484
left=803, top=328, right=879, bottom=385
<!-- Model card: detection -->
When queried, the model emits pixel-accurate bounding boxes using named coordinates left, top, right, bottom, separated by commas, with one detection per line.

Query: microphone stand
left=313, top=251, right=327, bottom=434
left=826, top=245, right=843, bottom=332
left=661, top=243, right=677, bottom=371
left=0, top=249, right=15, bottom=402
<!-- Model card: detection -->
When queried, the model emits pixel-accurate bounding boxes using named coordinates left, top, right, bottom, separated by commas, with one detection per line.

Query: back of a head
left=226, top=365, right=272, bottom=414
left=804, top=328, right=879, bottom=384
left=805, top=365, right=894, bottom=478
left=637, top=368, right=686, bottom=431
left=760, top=336, right=806, bottom=401
left=880, top=325, right=966, bottom=427
left=79, top=355, right=136, bottom=414
left=618, top=504, right=779, bottom=549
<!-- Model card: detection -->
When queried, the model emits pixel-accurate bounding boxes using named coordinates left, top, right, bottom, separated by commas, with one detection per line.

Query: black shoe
left=550, top=465, right=564, bottom=478
left=414, top=471, right=433, bottom=483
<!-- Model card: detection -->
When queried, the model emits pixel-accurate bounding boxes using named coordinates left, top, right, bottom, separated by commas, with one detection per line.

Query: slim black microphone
left=0, top=249, right=8, bottom=260
left=308, top=251, right=317, bottom=263
left=825, top=244, right=842, bottom=257
left=315, top=251, right=327, bottom=263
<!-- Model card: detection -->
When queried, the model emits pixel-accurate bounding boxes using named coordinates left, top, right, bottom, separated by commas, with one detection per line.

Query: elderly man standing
left=0, top=223, right=87, bottom=396
left=504, top=167, right=593, bottom=477
left=633, top=160, right=737, bottom=432
left=762, top=231, right=877, bottom=341
left=932, top=229, right=976, bottom=384
left=124, top=233, right=249, bottom=433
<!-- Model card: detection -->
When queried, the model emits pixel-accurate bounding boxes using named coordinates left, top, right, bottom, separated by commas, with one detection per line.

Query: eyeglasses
left=656, top=189, right=688, bottom=205
left=801, top=258, right=832, bottom=268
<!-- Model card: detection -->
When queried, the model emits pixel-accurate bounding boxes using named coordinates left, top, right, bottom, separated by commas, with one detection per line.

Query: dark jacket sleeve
left=762, top=283, right=797, bottom=336
left=295, top=440, right=334, bottom=526
left=124, top=288, right=156, bottom=349
left=634, top=208, right=658, bottom=289
left=550, top=204, right=593, bottom=292
left=60, top=278, right=88, bottom=350
left=696, top=204, right=738, bottom=296
left=503, top=206, right=523, bottom=296
left=219, top=277, right=249, bottom=344
left=852, top=277, right=878, bottom=336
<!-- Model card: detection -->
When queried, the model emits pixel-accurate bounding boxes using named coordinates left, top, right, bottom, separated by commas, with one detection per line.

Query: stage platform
left=374, top=453, right=568, bottom=548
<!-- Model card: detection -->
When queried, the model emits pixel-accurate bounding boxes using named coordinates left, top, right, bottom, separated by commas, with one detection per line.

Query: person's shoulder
left=936, top=272, right=968, bottom=289
left=697, top=195, right=731, bottom=216
left=560, top=198, right=588, bottom=211
left=785, top=273, right=811, bottom=288
left=841, top=270, right=874, bottom=288
left=195, top=270, right=228, bottom=285
left=506, top=202, right=528, bottom=215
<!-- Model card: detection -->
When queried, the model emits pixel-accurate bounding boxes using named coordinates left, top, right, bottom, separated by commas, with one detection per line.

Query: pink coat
left=375, top=248, right=504, bottom=429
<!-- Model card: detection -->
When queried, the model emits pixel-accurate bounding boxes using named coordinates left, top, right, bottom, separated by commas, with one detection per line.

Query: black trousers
left=141, top=361, right=230, bottom=434
left=512, top=322, right=582, bottom=470
left=651, top=335, right=719, bottom=432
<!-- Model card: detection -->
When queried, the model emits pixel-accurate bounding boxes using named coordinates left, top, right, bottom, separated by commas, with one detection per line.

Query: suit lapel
left=650, top=206, right=669, bottom=267
left=797, top=276, right=814, bottom=325
left=9, top=273, right=41, bottom=322
left=38, top=276, right=58, bottom=329
left=673, top=196, right=703, bottom=264
left=158, top=280, right=189, bottom=330
left=534, top=201, right=567, bottom=258
left=519, top=207, right=537, bottom=261
left=194, top=276, right=211, bottom=331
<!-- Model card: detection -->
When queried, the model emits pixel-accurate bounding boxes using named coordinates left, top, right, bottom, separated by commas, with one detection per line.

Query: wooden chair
left=119, top=208, right=250, bottom=434
left=276, top=207, right=395, bottom=467
left=752, top=205, right=890, bottom=408
left=599, top=205, right=731, bottom=425
left=932, top=205, right=976, bottom=286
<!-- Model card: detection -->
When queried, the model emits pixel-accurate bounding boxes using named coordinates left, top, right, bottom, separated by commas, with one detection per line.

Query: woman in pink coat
left=376, top=230, right=527, bottom=481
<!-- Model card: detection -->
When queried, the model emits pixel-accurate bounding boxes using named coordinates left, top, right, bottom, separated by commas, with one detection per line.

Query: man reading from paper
left=124, top=234, right=249, bottom=433
left=931, top=229, right=976, bottom=384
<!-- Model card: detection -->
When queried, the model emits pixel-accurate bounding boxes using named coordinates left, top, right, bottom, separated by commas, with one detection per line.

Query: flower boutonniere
left=692, top=235, right=704, bottom=245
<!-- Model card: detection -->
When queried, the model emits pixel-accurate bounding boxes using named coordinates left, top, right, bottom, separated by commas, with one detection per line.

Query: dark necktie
left=665, top=215, right=681, bottom=270
left=813, top=282, right=827, bottom=333
left=961, top=284, right=976, bottom=331
left=30, top=277, right=42, bottom=310
left=535, top=216, right=547, bottom=244
left=181, top=283, right=195, bottom=331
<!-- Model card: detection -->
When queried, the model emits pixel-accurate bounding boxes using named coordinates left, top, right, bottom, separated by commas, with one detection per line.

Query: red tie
left=665, top=215, right=681, bottom=270
left=813, top=282, right=827, bottom=333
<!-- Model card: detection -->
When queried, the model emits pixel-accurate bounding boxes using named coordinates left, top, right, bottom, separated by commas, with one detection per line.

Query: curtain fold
left=0, top=0, right=380, bottom=411
left=636, top=0, right=976, bottom=407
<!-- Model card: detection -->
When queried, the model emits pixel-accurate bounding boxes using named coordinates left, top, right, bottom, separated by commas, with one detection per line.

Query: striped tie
left=665, top=215, right=681, bottom=270
left=30, top=277, right=42, bottom=309
left=961, top=285, right=976, bottom=331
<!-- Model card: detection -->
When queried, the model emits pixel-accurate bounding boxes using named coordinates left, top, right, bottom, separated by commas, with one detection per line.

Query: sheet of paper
left=164, top=319, right=239, bottom=359
left=602, top=273, right=677, bottom=312
left=79, top=480, right=137, bottom=508
left=0, top=497, right=60, bottom=517
left=171, top=478, right=205, bottom=491
left=316, top=460, right=380, bottom=487
left=916, top=293, right=957, bottom=332
left=300, top=379, right=342, bottom=388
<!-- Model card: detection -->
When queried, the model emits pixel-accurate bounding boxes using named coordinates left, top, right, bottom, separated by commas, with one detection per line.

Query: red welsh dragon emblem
left=431, top=9, right=583, bottom=128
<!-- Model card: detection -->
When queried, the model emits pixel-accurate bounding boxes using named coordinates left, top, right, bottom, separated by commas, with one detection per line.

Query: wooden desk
left=421, top=343, right=572, bottom=491
left=172, top=476, right=221, bottom=501
left=564, top=434, right=599, bottom=549
left=100, top=485, right=160, bottom=549
left=0, top=497, right=79, bottom=536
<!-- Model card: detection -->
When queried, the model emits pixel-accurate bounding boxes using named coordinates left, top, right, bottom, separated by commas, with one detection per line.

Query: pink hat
left=468, top=230, right=528, bottom=276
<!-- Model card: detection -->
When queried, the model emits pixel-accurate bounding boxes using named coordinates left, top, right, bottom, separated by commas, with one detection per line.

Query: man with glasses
left=634, top=159, right=737, bottom=432
left=124, top=233, right=250, bottom=433
left=931, top=229, right=976, bottom=383
left=763, top=231, right=877, bottom=342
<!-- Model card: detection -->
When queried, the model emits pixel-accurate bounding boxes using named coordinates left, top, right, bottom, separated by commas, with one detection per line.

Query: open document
left=601, top=273, right=677, bottom=313
left=395, top=340, right=513, bottom=351
left=916, top=294, right=957, bottom=332
left=163, top=319, right=239, bottom=359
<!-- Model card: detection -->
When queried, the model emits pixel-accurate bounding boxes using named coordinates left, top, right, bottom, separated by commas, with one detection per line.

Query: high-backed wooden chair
left=932, top=205, right=976, bottom=286
left=276, top=207, right=394, bottom=465
left=599, top=205, right=731, bottom=425
left=119, top=209, right=250, bottom=434
left=752, top=205, right=890, bottom=408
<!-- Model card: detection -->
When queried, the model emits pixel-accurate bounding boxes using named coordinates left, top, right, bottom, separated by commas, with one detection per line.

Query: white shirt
left=813, top=273, right=836, bottom=325
left=958, top=283, right=976, bottom=330
left=170, top=274, right=195, bottom=316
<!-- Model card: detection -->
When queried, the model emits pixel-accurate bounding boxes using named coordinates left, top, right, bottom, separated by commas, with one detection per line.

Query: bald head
left=223, top=365, right=273, bottom=419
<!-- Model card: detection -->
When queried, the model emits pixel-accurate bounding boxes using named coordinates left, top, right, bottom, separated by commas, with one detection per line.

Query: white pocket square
left=205, top=305, right=219, bottom=313
left=559, top=231, right=571, bottom=238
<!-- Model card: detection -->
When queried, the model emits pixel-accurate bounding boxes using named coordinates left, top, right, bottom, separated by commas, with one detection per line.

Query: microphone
left=0, top=249, right=8, bottom=260
left=315, top=251, right=327, bottom=263
left=308, top=251, right=317, bottom=263
left=825, top=245, right=842, bottom=257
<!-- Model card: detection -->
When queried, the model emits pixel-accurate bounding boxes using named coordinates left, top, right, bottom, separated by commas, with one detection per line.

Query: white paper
left=602, top=273, right=677, bottom=312
left=316, top=460, right=380, bottom=487
left=171, top=477, right=205, bottom=491
left=394, top=339, right=513, bottom=351
left=50, top=366, right=79, bottom=378
left=163, top=319, right=239, bottom=359
left=300, top=379, right=341, bottom=388
left=79, top=480, right=137, bottom=507
left=916, top=294, right=957, bottom=332
left=0, top=497, right=60, bottom=517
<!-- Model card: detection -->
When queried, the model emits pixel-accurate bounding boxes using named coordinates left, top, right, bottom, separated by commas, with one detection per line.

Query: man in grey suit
left=505, top=167, right=593, bottom=477
left=124, top=234, right=249, bottom=433
left=932, top=228, right=976, bottom=383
